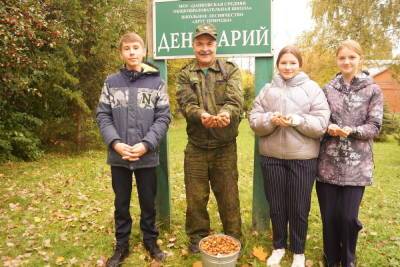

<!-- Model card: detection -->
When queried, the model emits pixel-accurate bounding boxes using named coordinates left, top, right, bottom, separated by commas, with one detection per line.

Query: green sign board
left=153, top=0, right=272, bottom=59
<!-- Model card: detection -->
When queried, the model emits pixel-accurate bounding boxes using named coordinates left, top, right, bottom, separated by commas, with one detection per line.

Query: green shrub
left=375, top=105, right=399, bottom=142
left=0, top=111, right=43, bottom=162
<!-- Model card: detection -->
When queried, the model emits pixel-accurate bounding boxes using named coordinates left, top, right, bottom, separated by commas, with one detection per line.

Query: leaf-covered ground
left=1, top=120, right=399, bottom=266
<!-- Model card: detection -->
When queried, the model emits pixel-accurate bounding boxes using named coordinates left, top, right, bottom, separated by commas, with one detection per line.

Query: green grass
left=1, top=119, right=399, bottom=266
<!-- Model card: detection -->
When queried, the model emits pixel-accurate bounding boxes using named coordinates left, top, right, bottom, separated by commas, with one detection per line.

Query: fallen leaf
left=38, top=251, right=47, bottom=257
left=60, top=233, right=68, bottom=241
left=181, top=248, right=189, bottom=257
left=252, top=246, right=268, bottom=261
left=156, top=239, right=163, bottom=246
left=9, top=203, right=19, bottom=211
left=168, top=237, right=177, bottom=243
left=43, top=239, right=51, bottom=248
left=167, top=250, right=174, bottom=257
left=241, top=264, right=250, bottom=267
left=193, top=261, right=203, bottom=267
left=150, top=260, right=162, bottom=267
left=55, top=256, right=65, bottom=265
left=96, top=256, right=107, bottom=266
left=53, top=211, right=65, bottom=219
left=306, top=259, right=314, bottom=267
left=69, top=257, right=78, bottom=265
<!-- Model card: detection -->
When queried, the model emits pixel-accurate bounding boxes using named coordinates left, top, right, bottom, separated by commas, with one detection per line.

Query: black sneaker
left=106, top=245, right=129, bottom=267
left=188, top=242, right=200, bottom=254
left=144, top=242, right=166, bottom=262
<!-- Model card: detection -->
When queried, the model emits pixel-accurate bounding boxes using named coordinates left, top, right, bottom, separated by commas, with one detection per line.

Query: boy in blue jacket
left=96, top=32, right=171, bottom=266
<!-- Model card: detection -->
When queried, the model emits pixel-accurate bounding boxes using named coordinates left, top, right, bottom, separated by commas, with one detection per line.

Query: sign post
left=146, top=0, right=171, bottom=230
left=253, top=58, right=272, bottom=231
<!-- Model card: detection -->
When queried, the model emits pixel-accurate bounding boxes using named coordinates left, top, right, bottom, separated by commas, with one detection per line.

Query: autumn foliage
left=0, top=0, right=146, bottom=161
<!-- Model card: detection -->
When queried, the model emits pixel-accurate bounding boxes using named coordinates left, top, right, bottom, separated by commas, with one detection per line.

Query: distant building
left=366, top=60, right=400, bottom=113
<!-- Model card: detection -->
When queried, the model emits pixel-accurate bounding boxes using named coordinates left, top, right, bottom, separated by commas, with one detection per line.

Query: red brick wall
left=373, top=70, right=400, bottom=113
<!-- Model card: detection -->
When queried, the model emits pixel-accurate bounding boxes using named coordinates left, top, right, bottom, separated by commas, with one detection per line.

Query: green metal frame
left=252, top=57, right=274, bottom=231
left=151, top=0, right=273, bottom=232
left=152, top=60, right=171, bottom=231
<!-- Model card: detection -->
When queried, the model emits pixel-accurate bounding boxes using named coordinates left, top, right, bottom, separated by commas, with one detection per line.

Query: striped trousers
left=260, top=156, right=317, bottom=254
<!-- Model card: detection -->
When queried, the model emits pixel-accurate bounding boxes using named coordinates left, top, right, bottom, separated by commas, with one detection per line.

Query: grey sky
left=272, top=0, right=313, bottom=54
left=233, top=0, right=314, bottom=70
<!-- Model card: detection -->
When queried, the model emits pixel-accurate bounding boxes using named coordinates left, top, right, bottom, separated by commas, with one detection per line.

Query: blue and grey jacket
left=96, top=63, right=171, bottom=170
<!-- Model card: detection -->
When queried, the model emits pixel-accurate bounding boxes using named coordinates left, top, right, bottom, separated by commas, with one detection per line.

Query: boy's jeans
left=111, top=166, right=159, bottom=247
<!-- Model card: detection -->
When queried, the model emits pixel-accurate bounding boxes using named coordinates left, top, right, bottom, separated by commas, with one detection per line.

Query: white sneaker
left=266, top=248, right=285, bottom=266
left=291, top=253, right=305, bottom=267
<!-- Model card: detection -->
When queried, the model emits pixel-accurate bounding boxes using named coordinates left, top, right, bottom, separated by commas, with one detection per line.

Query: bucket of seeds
left=199, top=234, right=241, bottom=267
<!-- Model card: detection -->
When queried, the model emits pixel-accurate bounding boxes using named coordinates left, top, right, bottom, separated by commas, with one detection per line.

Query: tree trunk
left=146, top=0, right=154, bottom=57
left=75, top=111, right=82, bottom=150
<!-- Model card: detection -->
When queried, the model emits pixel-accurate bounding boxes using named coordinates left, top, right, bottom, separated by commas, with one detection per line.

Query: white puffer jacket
left=249, top=72, right=330, bottom=160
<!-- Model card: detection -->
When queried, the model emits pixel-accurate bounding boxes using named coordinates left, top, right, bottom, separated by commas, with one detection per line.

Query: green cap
left=193, top=23, right=217, bottom=40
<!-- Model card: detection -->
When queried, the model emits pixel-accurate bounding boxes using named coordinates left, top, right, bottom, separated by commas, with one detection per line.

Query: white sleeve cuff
left=287, top=114, right=304, bottom=127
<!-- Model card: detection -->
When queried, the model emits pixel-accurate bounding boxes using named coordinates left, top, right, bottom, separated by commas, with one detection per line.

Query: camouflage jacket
left=96, top=63, right=171, bottom=170
left=176, top=59, right=244, bottom=149
left=317, top=72, right=383, bottom=186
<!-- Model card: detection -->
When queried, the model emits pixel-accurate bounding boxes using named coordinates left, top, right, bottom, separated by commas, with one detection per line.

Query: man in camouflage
left=176, top=23, right=244, bottom=253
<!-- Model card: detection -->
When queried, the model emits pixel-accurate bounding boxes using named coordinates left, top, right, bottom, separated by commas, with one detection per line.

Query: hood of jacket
left=328, top=71, right=374, bottom=93
left=271, top=71, right=310, bottom=88
left=120, top=62, right=160, bottom=82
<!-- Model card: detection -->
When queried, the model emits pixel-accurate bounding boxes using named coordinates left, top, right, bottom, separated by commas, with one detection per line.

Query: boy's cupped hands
left=113, top=142, right=148, bottom=161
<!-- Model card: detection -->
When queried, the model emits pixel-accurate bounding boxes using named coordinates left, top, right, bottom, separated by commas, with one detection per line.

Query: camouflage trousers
left=184, top=142, right=242, bottom=244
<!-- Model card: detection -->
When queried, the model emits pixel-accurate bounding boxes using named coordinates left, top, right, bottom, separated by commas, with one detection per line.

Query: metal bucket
left=199, top=234, right=241, bottom=267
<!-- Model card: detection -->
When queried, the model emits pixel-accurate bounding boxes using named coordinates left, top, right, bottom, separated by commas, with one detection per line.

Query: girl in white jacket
left=249, top=46, right=330, bottom=267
